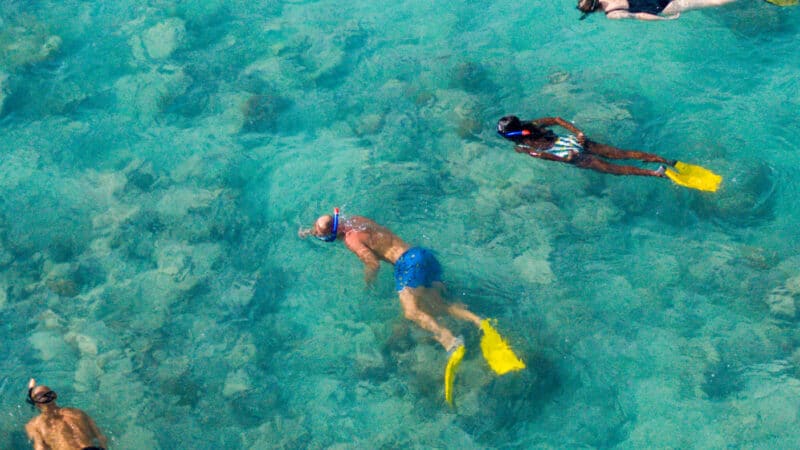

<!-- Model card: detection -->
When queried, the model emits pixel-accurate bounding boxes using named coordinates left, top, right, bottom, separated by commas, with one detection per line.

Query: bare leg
left=425, top=283, right=482, bottom=327
left=399, top=288, right=458, bottom=351
left=447, top=304, right=483, bottom=327
left=575, top=155, right=664, bottom=177
left=663, top=0, right=738, bottom=14
left=585, top=141, right=672, bottom=164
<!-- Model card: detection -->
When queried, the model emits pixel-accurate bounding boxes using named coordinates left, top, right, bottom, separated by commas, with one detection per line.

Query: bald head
left=314, top=215, right=333, bottom=236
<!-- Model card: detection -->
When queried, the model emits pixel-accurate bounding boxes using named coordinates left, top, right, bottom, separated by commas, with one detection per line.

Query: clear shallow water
left=1, top=1, right=800, bottom=448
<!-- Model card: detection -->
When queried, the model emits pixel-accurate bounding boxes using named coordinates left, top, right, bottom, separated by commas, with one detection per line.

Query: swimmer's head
left=497, top=115, right=535, bottom=142
left=312, top=208, right=340, bottom=242
left=577, top=0, right=600, bottom=17
left=27, top=379, right=57, bottom=407
left=497, top=116, right=523, bottom=135
left=314, top=215, right=333, bottom=235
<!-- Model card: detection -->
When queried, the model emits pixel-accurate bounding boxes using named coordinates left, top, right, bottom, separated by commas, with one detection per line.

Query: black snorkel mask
left=27, top=388, right=57, bottom=408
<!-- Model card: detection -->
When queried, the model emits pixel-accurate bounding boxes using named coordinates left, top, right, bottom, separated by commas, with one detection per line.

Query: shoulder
left=25, top=417, right=40, bottom=429
left=25, top=417, right=42, bottom=436
left=344, top=228, right=369, bottom=246
left=61, top=407, right=89, bottom=418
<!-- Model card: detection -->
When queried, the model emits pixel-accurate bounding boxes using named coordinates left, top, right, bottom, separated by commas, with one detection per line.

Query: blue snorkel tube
left=498, top=130, right=531, bottom=139
left=318, top=207, right=340, bottom=242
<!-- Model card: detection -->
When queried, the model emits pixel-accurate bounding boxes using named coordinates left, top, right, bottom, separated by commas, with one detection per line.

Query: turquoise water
left=2, top=1, right=800, bottom=448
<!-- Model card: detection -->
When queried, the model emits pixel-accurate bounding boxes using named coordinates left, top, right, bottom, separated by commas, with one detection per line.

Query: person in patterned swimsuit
left=497, top=115, right=676, bottom=177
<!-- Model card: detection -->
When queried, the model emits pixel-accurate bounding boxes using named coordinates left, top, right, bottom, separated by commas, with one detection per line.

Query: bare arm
left=532, top=117, right=580, bottom=133
left=345, top=236, right=380, bottom=284
left=606, top=10, right=680, bottom=20
left=86, top=415, right=108, bottom=448
left=25, top=422, right=47, bottom=450
left=532, top=117, right=586, bottom=145
left=515, top=145, right=576, bottom=163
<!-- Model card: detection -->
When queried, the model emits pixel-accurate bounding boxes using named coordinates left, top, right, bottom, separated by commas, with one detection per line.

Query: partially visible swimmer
left=577, top=0, right=738, bottom=21
left=25, top=378, right=108, bottom=450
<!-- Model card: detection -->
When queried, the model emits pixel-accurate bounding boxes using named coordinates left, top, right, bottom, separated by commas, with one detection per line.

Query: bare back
left=600, top=0, right=631, bottom=12
left=26, top=408, right=106, bottom=450
left=340, top=216, right=410, bottom=264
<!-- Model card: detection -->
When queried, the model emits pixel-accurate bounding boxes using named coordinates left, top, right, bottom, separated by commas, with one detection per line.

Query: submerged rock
left=142, top=18, right=186, bottom=59
left=29, top=331, right=70, bottom=361
left=46, top=279, right=79, bottom=297
left=153, top=240, right=222, bottom=294
left=241, top=93, right=291, bottom=133
left=65, top=332, right=99, bottom=357
left=691, top=160, right=775, bottom=224
left=124, top=159, right=158, bottom=192
left=38, top=309, right=65, bottom=330
left=765, top=286, right=796, bottom=319
left=450, top=61, right=495, bottom=94
left=571, top=196, right=623, bottom=234
left=155, top=186, right=222, bottom=219
left=702, top=360, right=744, bottom=400
left=0, top=19, right=61, bottom=69
left=221, top=276, right=257, bottom=309
left=513, top=249, right=555, bottom=285
left=228, top=334, right=257, bottom=368
left=118, top=425, right=159, bottom=449
left=114, top=66, right=191, bottom=119
left=785, top=275, right=800, bottom=295
left=223, top=369, right=252, bottom=397
left=73, top=357, right=102, bottom=392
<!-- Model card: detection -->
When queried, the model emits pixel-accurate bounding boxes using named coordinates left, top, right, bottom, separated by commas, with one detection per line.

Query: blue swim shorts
left=393, top=247, right=442, bottom=291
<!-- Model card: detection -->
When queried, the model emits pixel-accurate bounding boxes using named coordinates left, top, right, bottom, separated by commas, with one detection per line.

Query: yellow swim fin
left=664, top=161, right=722, bottom=193
left=444, top=344, right=465, bottom=406
left=765, top=0, right=798, bottom=6
left=480, top=319, right=525, bottom=375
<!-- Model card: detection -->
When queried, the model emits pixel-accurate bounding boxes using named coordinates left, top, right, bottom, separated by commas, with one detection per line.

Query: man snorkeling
left=300, top=209, right=525, bottom=404
left=497, top=115, right=675, bottom=177
left=25, top=378, right=108, bottom=450
left=300, top=210, right=481, bottom=353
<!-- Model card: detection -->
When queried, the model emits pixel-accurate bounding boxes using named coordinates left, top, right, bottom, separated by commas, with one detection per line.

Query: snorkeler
left=497, top=115, right=674, bottom=177
left=497, top=115, right=723, bottom=191
left=300, top=210, right=481, bottom=352
left=576, top=0, right=737, bottom=20
left=299, top=210, right=524, bottom=404
left=25, top=378, right=108, bottom=450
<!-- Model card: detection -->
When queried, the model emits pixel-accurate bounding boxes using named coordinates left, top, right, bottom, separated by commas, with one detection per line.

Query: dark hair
left=497, top=115, right=557, bottom=143
left=497, top=116, right=523, bottom=134
left=577, top=0, right=600, bottom=13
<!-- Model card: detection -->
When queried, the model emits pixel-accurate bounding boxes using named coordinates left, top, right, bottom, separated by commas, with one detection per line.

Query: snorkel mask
left=317, top=208, right=340, bottom=242
left=27, top=387, right=57, bottom=407
left=497, top=116, right=530, bottom=140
